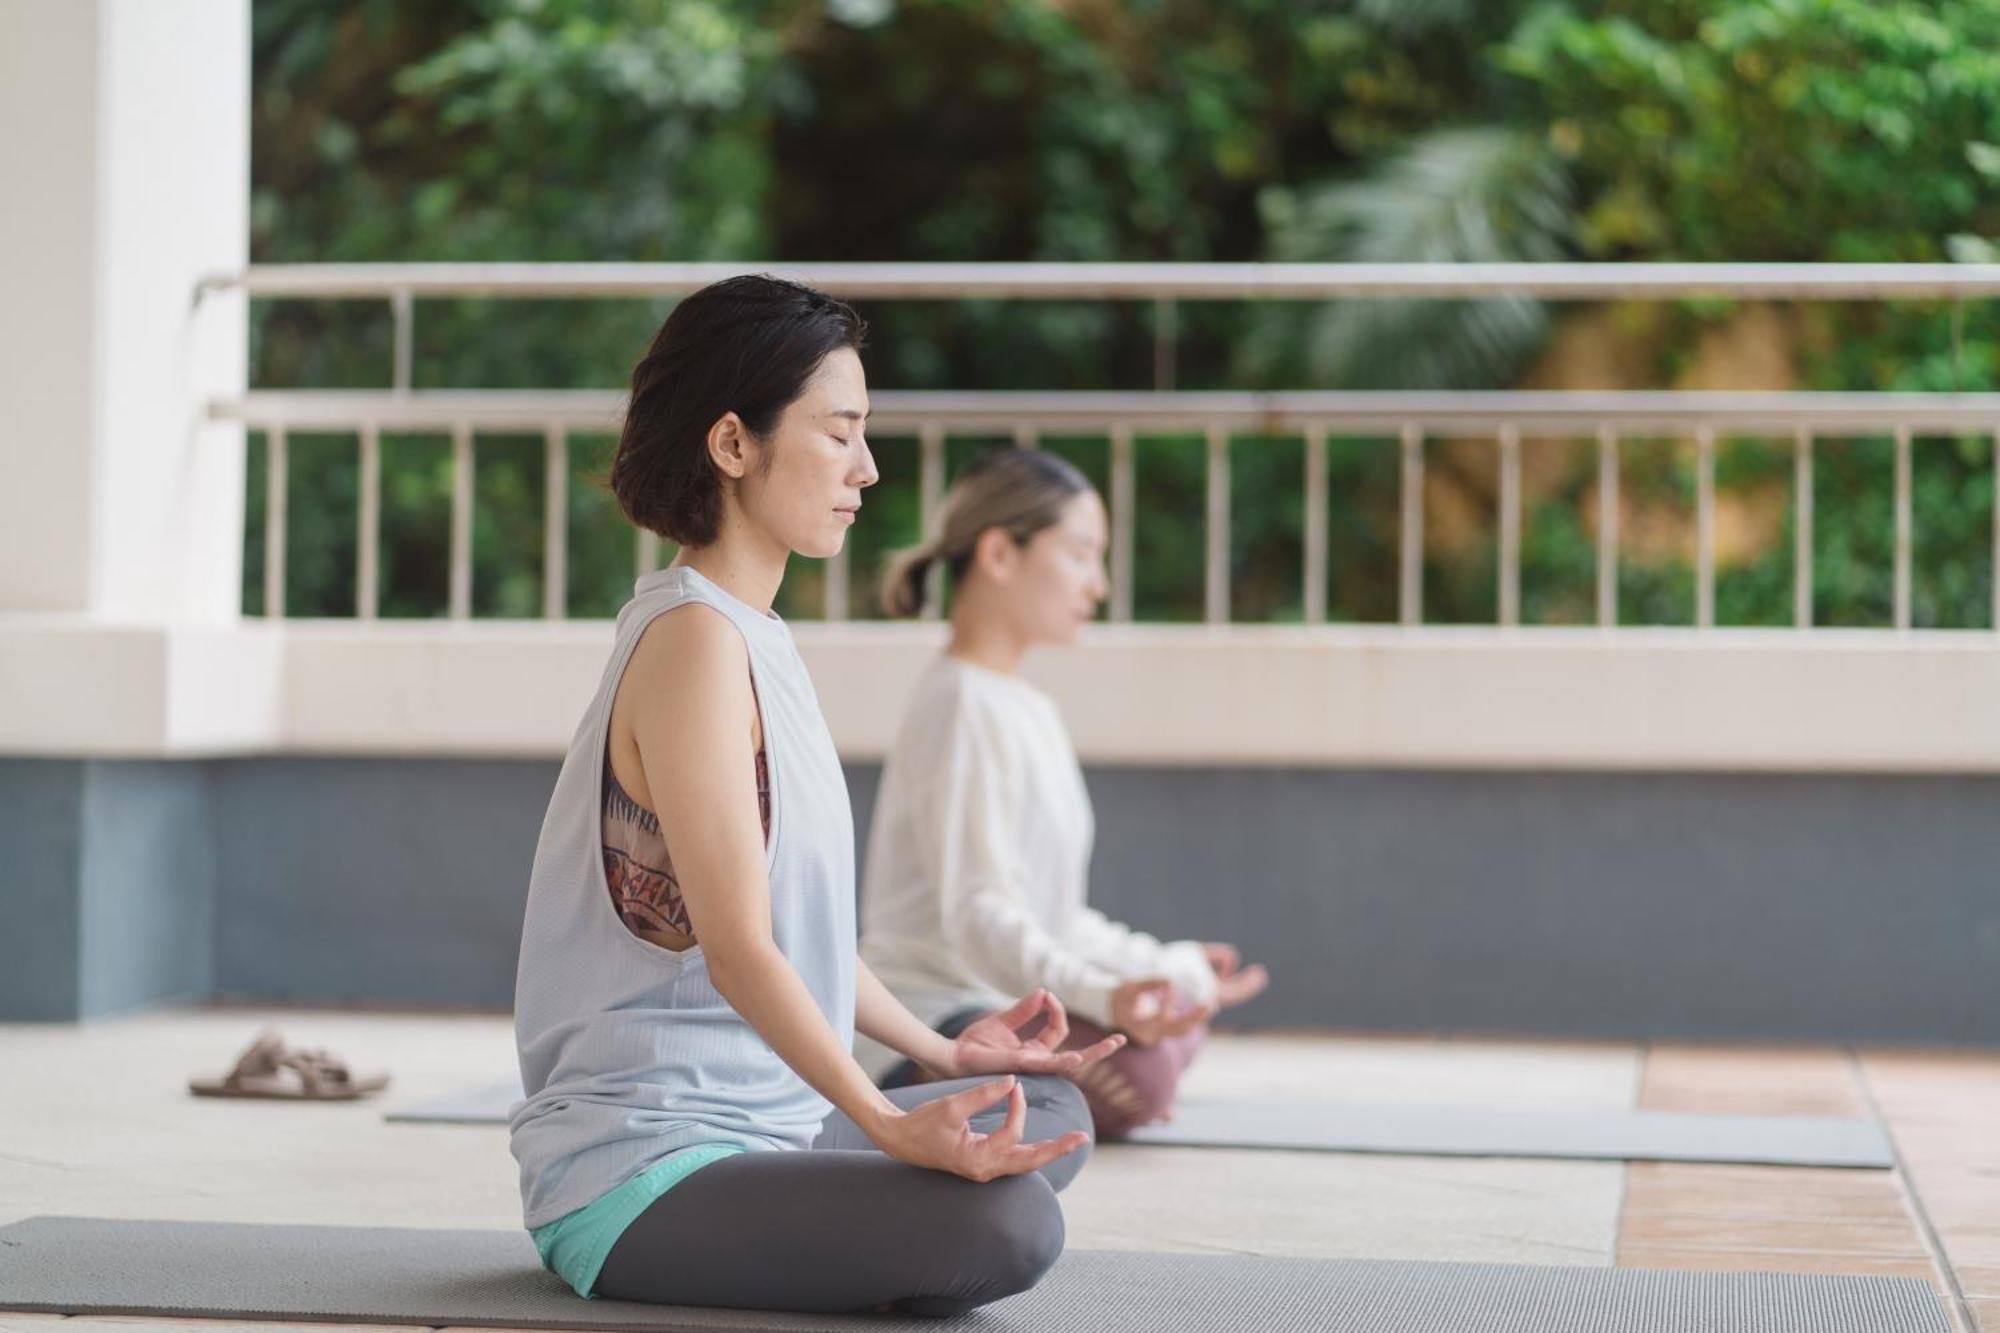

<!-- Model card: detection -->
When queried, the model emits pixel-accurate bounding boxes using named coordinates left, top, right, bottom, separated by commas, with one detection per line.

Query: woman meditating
left=510, top=276, right=1121, bottom=1316
left=856, top=447, right=1271, bottom=1138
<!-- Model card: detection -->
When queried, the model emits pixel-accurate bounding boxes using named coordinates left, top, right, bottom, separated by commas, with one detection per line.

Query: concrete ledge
left=4, top=616, right=2000, bottom=770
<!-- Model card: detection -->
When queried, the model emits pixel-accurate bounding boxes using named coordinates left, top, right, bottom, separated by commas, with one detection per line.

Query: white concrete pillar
left=0, top=0, right=248, bottom=622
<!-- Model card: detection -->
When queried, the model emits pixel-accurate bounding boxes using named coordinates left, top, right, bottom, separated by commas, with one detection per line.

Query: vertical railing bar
left=1795, top=425, right=1814, bottom=629
left=1596, top=424, right=1619, bottom=628
left=449, top=421, right=474, bottom=620
left=543, top=425, right=568, bottom=621
left=356, top=423, right=380, bottom=620
left=1498, top=424, right=1521, bottom=628
left=1400, top=423, right=1423, bottom=626
left=919, top=421, right=946, bottom=621
left=1013, top=422, right=1039, bottom=451
left=1303, top=424, right=1328, bottom=624
left=635, top=528, right=660, bottom=581
left=264, top=425, right=287, bottom=620
left=1205, top=422, right=1229, bottom=624
left=391, top=289, right=413, bottom=394
left=1153, top=296, right=1177, bottom=391
left=1110, top=423, right=1135, bottom=623
left=1695, top=423, right=1716, bottom=629
left=1894, top=423, right=1913, bottom=631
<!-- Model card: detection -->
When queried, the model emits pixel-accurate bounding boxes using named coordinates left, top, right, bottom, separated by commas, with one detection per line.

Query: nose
left=853, top=436, right=881, bottom=490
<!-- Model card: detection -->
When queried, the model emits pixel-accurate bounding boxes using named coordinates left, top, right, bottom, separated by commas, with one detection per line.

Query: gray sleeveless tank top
left=509, top=565, right=856, bottom=1229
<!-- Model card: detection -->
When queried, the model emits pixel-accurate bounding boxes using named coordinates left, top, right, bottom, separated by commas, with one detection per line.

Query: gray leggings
left=595, top=1074, right=1093, bottom=1317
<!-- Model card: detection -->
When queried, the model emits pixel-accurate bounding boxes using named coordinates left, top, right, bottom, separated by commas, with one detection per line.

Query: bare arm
left=628, top=604, right=1085, bottom=1180
left=854, top=957, right=958, bottom=1072
left=631, top=606, right=896, bottom=1135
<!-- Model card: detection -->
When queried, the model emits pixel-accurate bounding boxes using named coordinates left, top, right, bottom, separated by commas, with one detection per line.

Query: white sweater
left=856, top=654, right=1216, bottom=1080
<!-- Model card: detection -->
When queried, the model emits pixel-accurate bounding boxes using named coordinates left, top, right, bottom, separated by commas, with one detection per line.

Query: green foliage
left=1498, top=0, right=2000, bottom=262
left=1242, top=127, right=1574, bottom=389
left=248, top=0, right=2000, bottom=627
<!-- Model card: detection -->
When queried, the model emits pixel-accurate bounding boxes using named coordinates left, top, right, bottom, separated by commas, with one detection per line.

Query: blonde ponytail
left=879, top=540, right=940, bottom=618
left=874, top=446, right=1094, bottom=620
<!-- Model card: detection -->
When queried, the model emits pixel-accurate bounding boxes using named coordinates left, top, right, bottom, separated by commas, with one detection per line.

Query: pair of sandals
left=188, top=1027, right=390, bottom=1101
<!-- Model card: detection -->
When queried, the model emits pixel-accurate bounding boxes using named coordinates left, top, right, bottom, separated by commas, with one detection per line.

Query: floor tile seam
left=1851, top=1046, right=1978, bottom=1333
left=1614, top=1233, right=1935, bottom=1256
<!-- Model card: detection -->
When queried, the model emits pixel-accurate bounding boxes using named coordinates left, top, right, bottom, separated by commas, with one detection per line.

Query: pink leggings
left=1043, top=1011, right=1207, bottom=1139
left=884, top=1006, right=1207, bottom=1140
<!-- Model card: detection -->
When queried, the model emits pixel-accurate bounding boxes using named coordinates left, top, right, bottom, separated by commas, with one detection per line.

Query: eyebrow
left=825, top=409, right=871, bottom=424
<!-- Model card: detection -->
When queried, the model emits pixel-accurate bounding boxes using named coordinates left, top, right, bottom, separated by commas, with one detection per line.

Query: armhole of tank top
left=592, top=596, right=782, bottom=967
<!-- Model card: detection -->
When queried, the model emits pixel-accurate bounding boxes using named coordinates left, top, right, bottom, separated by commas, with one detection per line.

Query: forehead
left=1053, top=487, right=1107, bottom=537
left=802, top=346, right=868, bottom=415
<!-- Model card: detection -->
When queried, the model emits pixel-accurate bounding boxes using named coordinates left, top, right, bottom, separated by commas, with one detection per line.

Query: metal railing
left=201, top=263, right=2000, bottom=630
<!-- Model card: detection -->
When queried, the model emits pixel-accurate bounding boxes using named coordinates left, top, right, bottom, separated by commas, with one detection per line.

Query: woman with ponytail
left=858, top=448, right=1271, bottom=1138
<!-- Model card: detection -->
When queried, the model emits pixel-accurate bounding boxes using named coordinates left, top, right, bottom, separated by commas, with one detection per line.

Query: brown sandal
left=188, top=1027, right=390, bottom=1101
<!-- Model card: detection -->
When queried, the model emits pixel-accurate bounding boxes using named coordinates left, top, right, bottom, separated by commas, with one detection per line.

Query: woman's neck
left=671, top=523, right=788, bottom=616
left=945, top=604, right=1028, bottom=676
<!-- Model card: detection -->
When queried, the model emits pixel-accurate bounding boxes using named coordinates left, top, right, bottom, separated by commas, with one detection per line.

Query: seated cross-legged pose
left=856, top=447, right=1271, bottom=1139
left=510, top=277, right=1122, bottom=1317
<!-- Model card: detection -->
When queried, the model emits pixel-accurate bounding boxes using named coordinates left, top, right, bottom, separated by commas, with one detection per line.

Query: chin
left=793, top=528, right=848, bottom=561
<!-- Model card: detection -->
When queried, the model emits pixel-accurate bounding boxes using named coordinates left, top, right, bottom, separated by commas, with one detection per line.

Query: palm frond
left=1240, top=127, right=1575, bottom=390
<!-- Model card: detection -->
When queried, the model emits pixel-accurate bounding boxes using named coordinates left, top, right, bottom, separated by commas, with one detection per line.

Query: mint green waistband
left=530, top=1141, right=745, bottom=1298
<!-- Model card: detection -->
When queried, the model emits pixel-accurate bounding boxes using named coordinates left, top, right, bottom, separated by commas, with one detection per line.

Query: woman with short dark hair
left=510, top=275, right=1119, bottom=1316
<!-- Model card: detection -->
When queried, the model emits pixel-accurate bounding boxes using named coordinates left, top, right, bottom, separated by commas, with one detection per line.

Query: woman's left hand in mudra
left=940, top=989, right=1124, bottom=1079
left=1201, top=941, right=1271, bottom=1009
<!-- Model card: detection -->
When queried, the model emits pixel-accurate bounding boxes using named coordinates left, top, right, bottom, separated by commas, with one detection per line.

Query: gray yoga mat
left=387, top=1077, right=524, bottom=1124
left=0, top=1216, right=1948, bottom=1333
left=389, top=1081, right=1895, bottom=1168
left=1125, top=1096, right=1898, bottom=1168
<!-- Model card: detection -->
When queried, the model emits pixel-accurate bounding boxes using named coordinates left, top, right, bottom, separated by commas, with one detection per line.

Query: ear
left=971, top=525, right=1019, bottom=582
left=706, top=412, right=753, bottom=480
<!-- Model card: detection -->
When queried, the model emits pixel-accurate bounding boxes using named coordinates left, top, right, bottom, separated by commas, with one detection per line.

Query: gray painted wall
left=209, top=758, right=551, bottom=1009
left=4, top=757, right=1996, bottom=1042
left=0, top=761, right=86, bottom=1020
left=0, top=760, right=214, bottom=1020
left=77, top=761, right=214, bottom=1016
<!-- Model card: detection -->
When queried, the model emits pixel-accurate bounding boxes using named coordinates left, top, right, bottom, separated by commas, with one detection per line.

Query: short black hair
left=611, top=274, right=867, bottom=546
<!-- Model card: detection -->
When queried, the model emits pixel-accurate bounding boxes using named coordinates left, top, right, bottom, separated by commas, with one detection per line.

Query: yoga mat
left=390, top=1081, right=1896, bottom=1168
left=1125, top=1097, right=1897, bottom=1168
left=387, top=1077, right=524, bottom=1125
left=0, top=1216, right=1948, bottom=1333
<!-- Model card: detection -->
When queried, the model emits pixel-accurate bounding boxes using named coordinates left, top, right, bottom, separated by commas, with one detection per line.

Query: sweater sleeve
left=1067, top=907, right=1218, bottom=1005
left=913, top=690, right=1124, bottom=1027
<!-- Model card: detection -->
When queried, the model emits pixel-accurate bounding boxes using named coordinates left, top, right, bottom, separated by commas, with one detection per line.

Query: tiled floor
left=1, top=1009, right=1994, bottom=1332
left=1613, top=1041, right=2000, bottom=1332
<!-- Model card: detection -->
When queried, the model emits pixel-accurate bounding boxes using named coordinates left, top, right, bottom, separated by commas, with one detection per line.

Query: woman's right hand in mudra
left=868, top=1076, right=1089, bottom=1183
left=1110, top=977, right=1215, bottom=1047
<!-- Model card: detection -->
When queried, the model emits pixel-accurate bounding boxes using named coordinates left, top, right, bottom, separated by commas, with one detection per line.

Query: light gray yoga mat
left=1125, top=1096, right=1898, bottom=1168
left=387, top=1077, right=524, bottom=1124
left=0, top=1216, right=1948, bottom=1333
left=389, top=1081, right=1896, bottom=1168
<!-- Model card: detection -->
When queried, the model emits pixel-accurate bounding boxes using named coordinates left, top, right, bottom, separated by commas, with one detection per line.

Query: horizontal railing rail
left=201, top=260, right=2000, bottom=300
left=201, top=260, right=2000, bottom=395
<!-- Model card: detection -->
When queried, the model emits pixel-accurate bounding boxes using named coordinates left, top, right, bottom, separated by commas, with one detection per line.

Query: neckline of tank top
left=634, top=565, right=790, bottom=641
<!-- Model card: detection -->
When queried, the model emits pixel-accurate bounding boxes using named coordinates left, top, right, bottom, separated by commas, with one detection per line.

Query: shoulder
left=624, top=601, right=752, bottom=711
left=906, top=658, right=1014, bottom=732
left=892, top=662, right=1039, bottom=781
